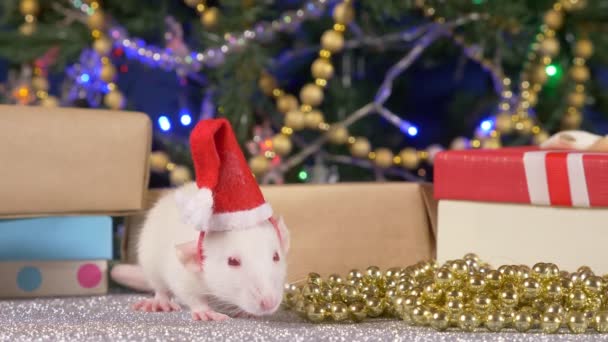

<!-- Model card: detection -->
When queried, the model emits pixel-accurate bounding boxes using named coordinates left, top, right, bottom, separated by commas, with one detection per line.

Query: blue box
left=0, top=216, right=112, bottom=260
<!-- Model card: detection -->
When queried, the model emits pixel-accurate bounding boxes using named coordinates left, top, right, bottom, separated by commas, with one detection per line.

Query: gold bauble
left=100, top=64, right=117, bottom=83
left=373, top=148, right=394, bottom=169
left=299, top=83, right=324, bottom=107
left=543, top=10, right=564, bottom=29
left=201, top=7, right=220, bottom=29
left=513, top=312, right=533, bottom=332
left=305, top=303, right=327, bottom=323
left=258, top=74, right=277, bottom=96
left=430, top=310, right=450, bottom=331
left=285, top=110, right=306, bottom=131
left=304, top=110, right=324, bottom=129
left=321, top=30, right=345, bottom=53
left=327, top=125, right=349, bottom=145
left=40, top=95, right=59, bottom=107
left=330, top=303, right=349, bottom=322
left=450, top=137, right=469, bottom=150
left=333, top=3, right=355, bottom=24
left=485, top=312, right=506, bottom=332
left=276, top=94, right=298, bottom=113
left=311, top=58, right=334, bottom=80
left=532, top=65, right=548, bottom=84
left=568, top=91, right=586, bottom=107
left=272, top=134, right=292, bottom=156
left=458, top=312, right=480, bottom=332
left=532, top=131, right=550, bottom=145
left=575, top=39, right=594, bottom=59
left=169, top=165, right=192, bottom=186
left=570, top=65, right=590, bottom=83
left=31, top=76, right=49, bottom=92
left=184, top=0, right=200, bottom=7
left=398, top=148, right=419, bottom=169
left=149, top=151, right=170, bottom=172
left=19, top=22, right=36, bottom=36
left=541, top=37, right=560, bottom=57
left=562, top=110, right=582, bottom=129
left=104, top=90, right=124, bottom=110
left=348, top=302, right=367, bottom=322
left=561, top=0, right=587, bottom=11
left=541, top=313, right=562, bottom=334
left=20, top=0, right=39, bottom=16
left=516, top=117, right=534, bottom=135
left=350, top=137, right=371, bottom=158
left=87, top=11, right=106, bottom=30
left=249, top=155, right=270, bottom=175
left=567, top=311, right=588, bottom=334
left=495, top=113, right=513, bottom=134
left=594, top=311, right=608, bottom=333
left=93, top=37, right=113, bottom=56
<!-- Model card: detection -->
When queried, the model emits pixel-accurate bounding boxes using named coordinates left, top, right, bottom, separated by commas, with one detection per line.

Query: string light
left=480, top=119, right=494, bottom=132
left=158, top=115, right=172, bottom=132
left=545, top=64, right=558, bottom=76
left=298, top=170, right=309, bottom=181
left=180, top=113, right=192, bottom=126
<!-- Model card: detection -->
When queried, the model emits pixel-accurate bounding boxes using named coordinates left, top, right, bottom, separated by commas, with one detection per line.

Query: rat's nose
left=260, top=297, right=276, bottom=311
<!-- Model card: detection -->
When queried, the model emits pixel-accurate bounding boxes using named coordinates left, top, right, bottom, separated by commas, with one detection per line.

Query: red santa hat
left=175, top=118, right=273, bottom=232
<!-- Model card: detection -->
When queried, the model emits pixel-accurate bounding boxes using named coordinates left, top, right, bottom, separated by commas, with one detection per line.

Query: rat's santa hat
left=176, top=118, right=273, bottom=231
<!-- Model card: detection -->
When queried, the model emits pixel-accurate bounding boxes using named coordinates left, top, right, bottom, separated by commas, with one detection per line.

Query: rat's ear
left=175, top=240, right=201, bottom=273
left=276, top=216, right=290, bottom=254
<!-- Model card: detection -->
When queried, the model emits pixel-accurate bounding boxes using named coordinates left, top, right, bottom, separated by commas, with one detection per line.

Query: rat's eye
left=228, top=257, right=241, bottom=267
left=273, top=251, right=280, bottom=262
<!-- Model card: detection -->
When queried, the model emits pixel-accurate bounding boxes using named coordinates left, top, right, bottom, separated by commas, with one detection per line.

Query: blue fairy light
left=480, top=119, right=494, bottom=132
left=180, top=113, right=192, bottom=126
left=158, top=116, right=171, bottom=132
left=79, top=73, right=90, bottom=83
left=407, top=126, right=418, bottom=137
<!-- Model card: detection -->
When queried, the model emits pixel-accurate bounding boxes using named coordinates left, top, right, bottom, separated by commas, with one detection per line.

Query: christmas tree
left=1, top=0, right=606, bottom=185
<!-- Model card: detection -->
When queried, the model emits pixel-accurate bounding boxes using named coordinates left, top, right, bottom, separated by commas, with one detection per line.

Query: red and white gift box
left=433, top=147, right=608, bottom=273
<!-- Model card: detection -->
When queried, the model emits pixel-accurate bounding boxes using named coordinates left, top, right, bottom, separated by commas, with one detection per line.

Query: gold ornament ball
left=285, top=110, right=306, bottom=131
left=299, top=83, right=324, bottom=107
left=399, top=148, right=419, bottom=169
left=562, top=110, right=582, bottom=129
left=567, top=311, right=588, bottom=334
left=330, top=303, right=349, bottom=322
left=258, top=74, right=277, bottom=96
left=594, top=311, right=608, bottom=333
left=93, top=37, right=113, bottom=56
left=513, top=312, right=533, bottom=332
left=31, top=76, right=49, bottom=92
left=333, top=3, right=355, bottom=24
left=306, top=304, right=327, bottom=323
left=304, top=110, right=324, bottom=129
left=202, top=7, right=220, bottom=29
left=495, top=113, right=513, bottom=133
left=104, top=90, right=124, bottom=110
left=561, top=0, right=587, bottom=11
left=533, top=131, right=550, bottom=145
left=430, top=310, right=450, bottom=331
left=532, top=65, right=548, bottom=84
left=348, top=302, right=367, bottom=322
left=272, top=134, right=292, bottom=156
left=541, top=37, right=560, bottom=57
left=40, top=95, right=59, bottom=107
left=19, top=22, right=36, bottom=36
left=568, top=91, right=586, bottom=107
left=575, top=39, right=594, bottom=59
left=570, top=65, right=590, bottom=83
left=321, top=30, right=345, bottom=53
left=458, top=312, right=480, bottom=332
left=311, top=58, right=334, bottom=80
left=543, top=10, right=564, bottom=29
left=350, top=137, right=371, bottom=158
left=184, top=0, right=200, bottom=7
left=541, top=313, right=562, bottom=334
left=20, top=0, right=39, bottom=16
left=169, top=165, right=192, bottom=186
left=100, top=64, right=117, bottom=83
left=327, top=125, right=349, bottom=145
left=277, top=94, right=299, bottom=114
left=87, top=11, right=106, bottom=30
left=374, top=148, right=394, bottom=169
left=149, top=151, right=170, bottom=172
left=485, top=311, right=507, bottom=332
left=249, top=155, right=270, bottom=175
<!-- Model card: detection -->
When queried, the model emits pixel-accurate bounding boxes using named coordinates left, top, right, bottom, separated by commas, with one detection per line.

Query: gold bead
left=541, top=312, right=562, bottom=333
left=494, top=112, right=513, bottom=134
left=530, top=65, right=548, bottom=85
left=499, top=289, right=519, bottom=308
left=311, top=58, right=334, bottom=80
left=561, top=0, right=587, bottom=11
left=568, top=91, right=586, bottom=107
left=40, top=95, right=59, bottom=107
left=569, top=289, right=587, bottom=310
left=513, top=311, right=533, bottom=332
left=340, top=285, right=359, bottom=303
left=543, top=9, right=564, bottom=29
left=594, top=311, right=608, bottom=333
left=332, top=2, right=355, bottom=24
left=258, top=74, right=278, bottom=96
left=411, top=306, right=428, bottom=325
left=366, top=266, right=382, bottom=279
left=100, top=64, right=117, bottom=83
left=31, top=76, right=49, bottom=92
left=468, top=275, right=486, bottom=293
left=481, top=138, right=501, bottom=149
left=434, top=268, right=453, bottom=287
left=87, top=11, right=106, bottom=30
left=522, top=278, right=541, bottom=298
left=249, top=155, right=270, bottom=175
left=446, top=299, right=464, bottom=315
left=149, top=151, right=170, bottom=172
left=20, top=0, right=39, bottom=15
left=365, top=298, right=385, bottom=318
left=458, top=311, right=480, bottom=332
left=201, top=7, right=220, bottom=28
left=93, top=37, right=113, bottom=56
left=277, top=94, right=299, bottom=113
left=570, top=65, right=590, bottom=83
left=430, top=310, right=450, bottom=331
left=302, top=110, right=323, bottom=129
left=485, top=270, right=502, bottom=286
left=327, top=125, right=349, bottom=145
left=473, top=294, right=492, bottom=312
left=299, top=83, right=324, bottom=107
left=346, top=137, right=370, bottom=158
left=584, top=275, right=604, bottom=295
left=575, top=39, right=594, bottom=59
left=330, top=302, right=349, bottom=321
left=271, top=134, right=292, bottom=156
left=103, top=90, right=124, bottom=110
left=169, top=165, right=192, bottom=186
left=540, top=37, right=560, bottom=57
left=306, top=303, right=327, bottom=323
left=19, top=22, right=36, bottom=36
left=348, top=302, right=367, bottom=322
left=561, top=109, right=582, bottom=129
left=321, top=30, right=345, bottom=53
left=327, top=274, right=343, bottom=286
left=373, top=148, right=394, bottom=168
left=302, top=283, right=321, bottom=301
left=485, top=311, right=507, bottom=332
left=398, top=148, right=419, bottom=169
left=567, top=311, right=588, bottom=334
left=348, top=269, right=363, bottom=280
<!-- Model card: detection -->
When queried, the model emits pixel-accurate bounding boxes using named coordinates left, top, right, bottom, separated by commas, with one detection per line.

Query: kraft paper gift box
left=434, top=147, right=608, bottom=273
left=122, top=182, right=437, bottom=283
left=0, top=105, right=152, bottom=218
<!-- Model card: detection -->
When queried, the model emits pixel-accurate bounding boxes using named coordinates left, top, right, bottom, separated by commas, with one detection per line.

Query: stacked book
left=0, top=105, right=152, bottom=298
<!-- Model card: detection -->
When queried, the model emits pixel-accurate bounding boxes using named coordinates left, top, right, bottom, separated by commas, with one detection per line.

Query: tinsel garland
left=283, top=254, right=608, bottom=334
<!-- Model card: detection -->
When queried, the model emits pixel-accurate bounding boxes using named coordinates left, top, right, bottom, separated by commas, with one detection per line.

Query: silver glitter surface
left=2, top=293, right=608, bottom=342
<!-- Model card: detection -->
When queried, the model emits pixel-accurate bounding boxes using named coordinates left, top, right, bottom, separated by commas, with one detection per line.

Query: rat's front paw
left=191, top=310, right=230, bottom=321
left=234, top=310, right=255, bottom=319
left=132, top=298, right=181, bottom=312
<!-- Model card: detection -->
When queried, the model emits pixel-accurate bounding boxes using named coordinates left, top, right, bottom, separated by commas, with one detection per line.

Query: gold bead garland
left=562, top=36, right=593, bottom=130
left=284, top=254, right=608, bottom=334
left=19, top=0, right=39, bottom=36
left=149, top=151, right=192, bottom=186
left=185, top=0, right=220, bottom=29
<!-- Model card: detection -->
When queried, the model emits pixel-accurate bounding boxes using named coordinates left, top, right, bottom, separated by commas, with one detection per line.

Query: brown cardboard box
left=122, top=182, right=437, bottom=283
left=0, top=105, right=152, bottom=218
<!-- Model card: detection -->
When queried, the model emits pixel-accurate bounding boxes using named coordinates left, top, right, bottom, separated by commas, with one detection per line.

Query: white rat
left=111, top=182, right=290, bottom=321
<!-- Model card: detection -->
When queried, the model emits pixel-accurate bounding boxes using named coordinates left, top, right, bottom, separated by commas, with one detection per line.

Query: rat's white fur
left=541, top=130, right=603, bottom=150
left=136, top=182, right=289, bottom=318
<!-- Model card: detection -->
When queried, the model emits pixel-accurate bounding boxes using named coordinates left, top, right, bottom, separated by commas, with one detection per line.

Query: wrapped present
left=0, top=105, right=152, bottom=218
left=122, top=182, right=437, bottom=283
left=434, top=147, right=608, bottom=273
